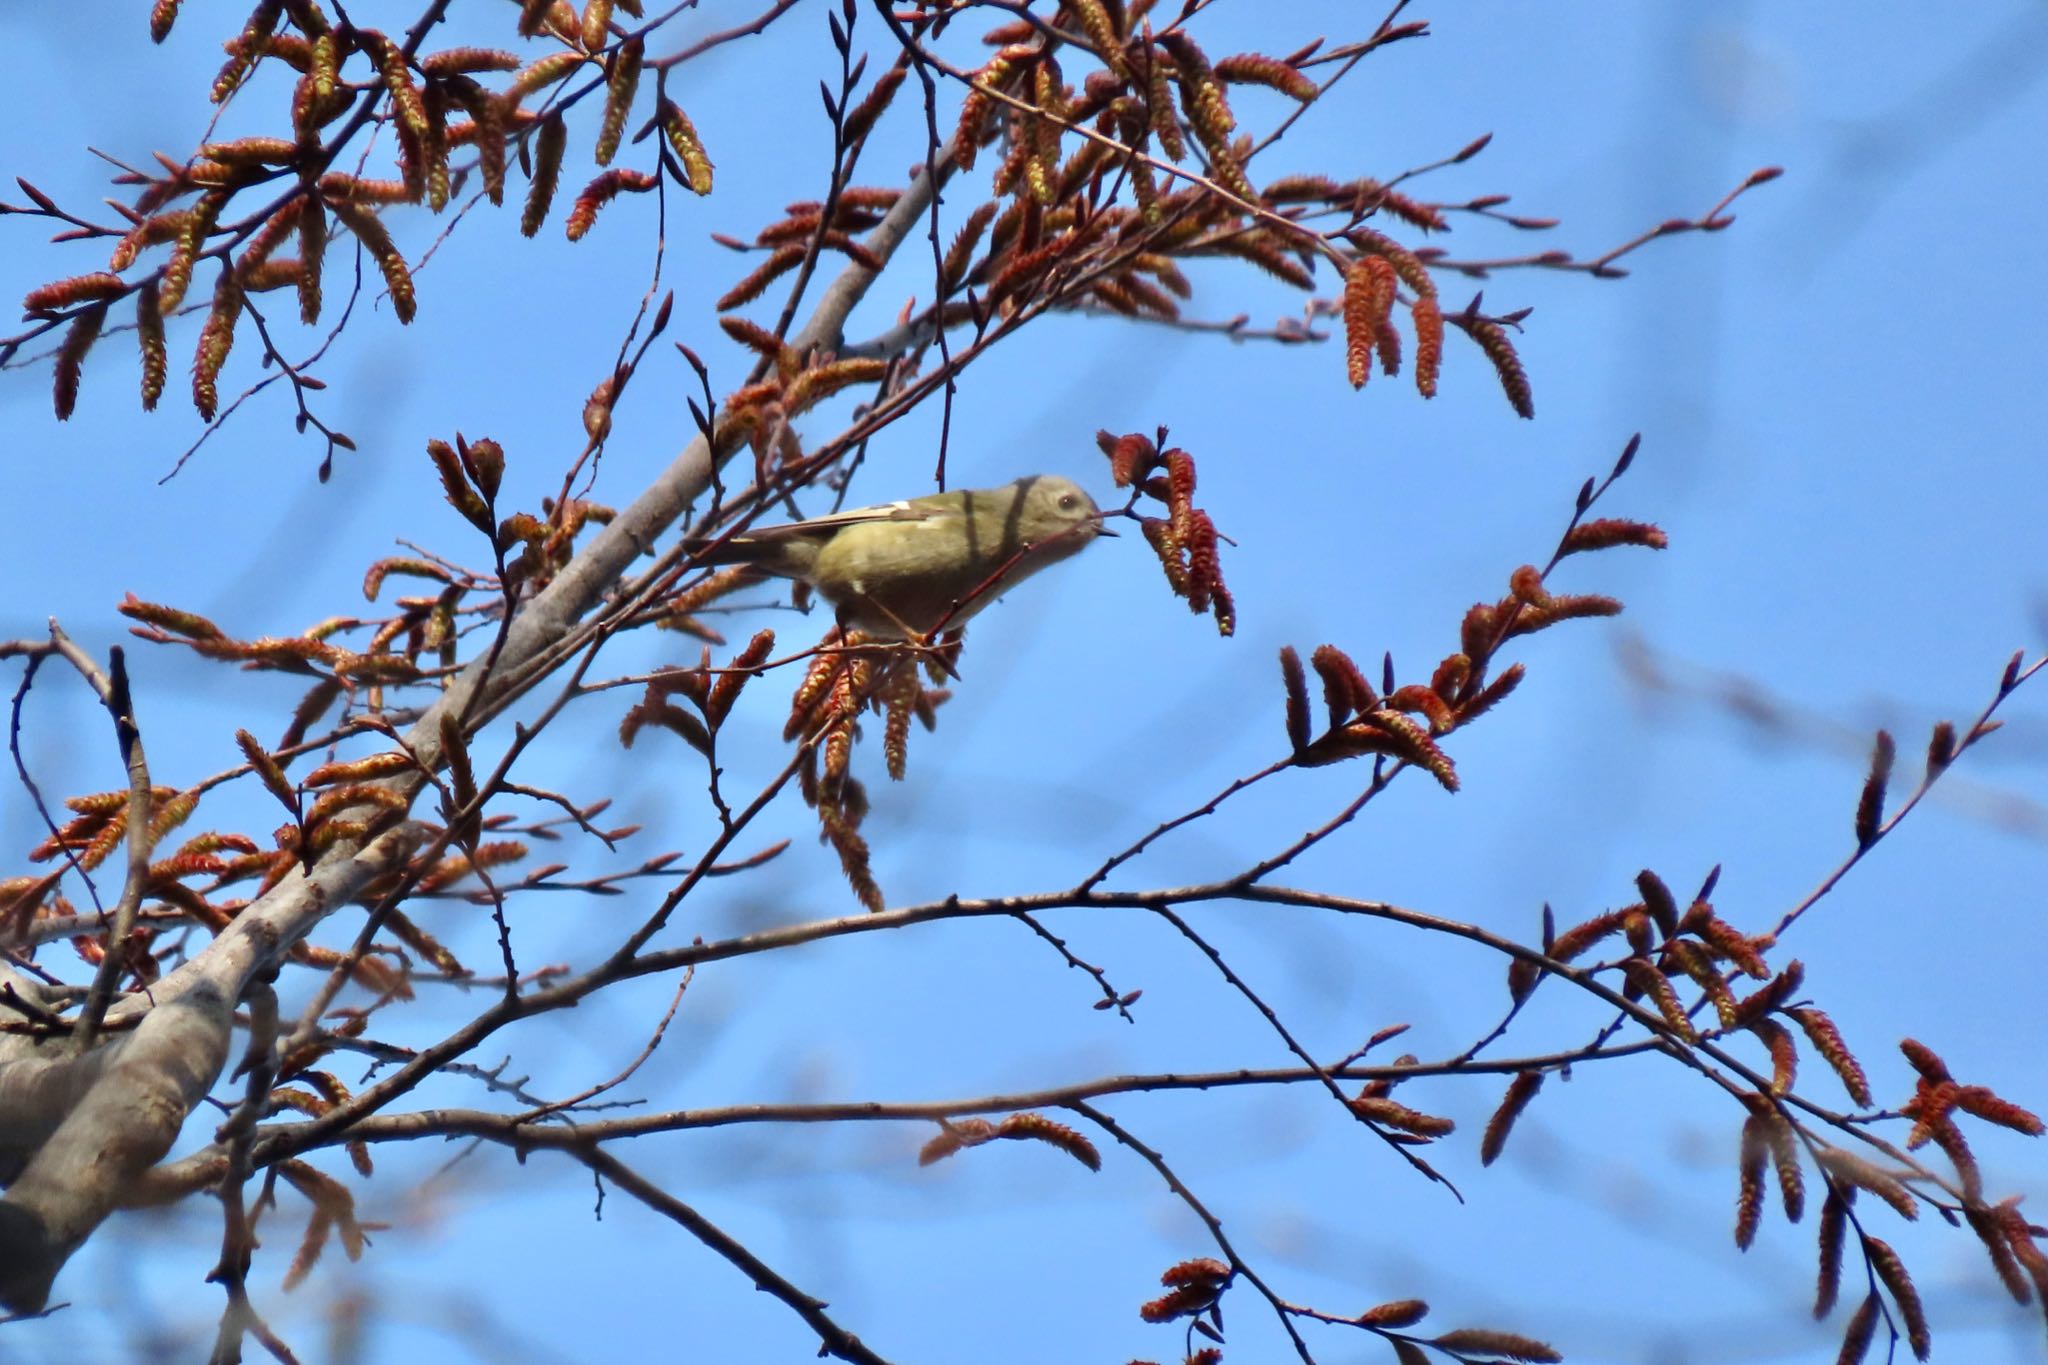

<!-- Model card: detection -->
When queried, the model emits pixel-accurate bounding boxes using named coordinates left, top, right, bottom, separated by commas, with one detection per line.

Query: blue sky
left=2, top=4, right=2045, bottom=1363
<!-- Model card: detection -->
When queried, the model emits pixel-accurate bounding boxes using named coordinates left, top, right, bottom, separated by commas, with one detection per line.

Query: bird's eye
left=1058, top=493, right=1079, bottom=511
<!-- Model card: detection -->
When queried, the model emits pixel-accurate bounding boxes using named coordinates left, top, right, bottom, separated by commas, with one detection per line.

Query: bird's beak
left=1096, top=523, right=1120, bottom=537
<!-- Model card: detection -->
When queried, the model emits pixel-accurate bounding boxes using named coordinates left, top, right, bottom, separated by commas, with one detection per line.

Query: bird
left=690, top=474, right=1114, bottom=638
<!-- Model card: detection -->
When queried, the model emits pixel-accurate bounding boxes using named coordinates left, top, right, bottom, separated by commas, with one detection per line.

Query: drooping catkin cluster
left=828, top=11, right=1310, bottom=338
left=1896, top=1038, right=2045, bottom=1203
left=35, top=426, right=656, bottom=1001
left=118, top=428, right=622, bottom=775
left=28, top=786, right=193, bottom=875
left=8, top=697, right=546, bottom=1024
left=841, top=13, right=1556, bottom=418
left=18, top=0, right=706, bottom=440
left=1136, top=1257, right=1232, bottom=1326
left=1274, top=638, right=1472, bottom=792
left=1338, top=225, right=1441, bottom=395
left=1471, top=839, right=2048, bottom=1365
left=771, top=628, right=959, bottom=912
left=620, top=630, right=778, bottom=761
left=15, top=0, right=1547, bottom=453
left=717, top=352, right=892, bottom=481
left=1095, top=428, right=1233, bottom=635
left=1256, top=454, right=1665, bottom=847
left=1126, top=1251, right=1563, bottom=1365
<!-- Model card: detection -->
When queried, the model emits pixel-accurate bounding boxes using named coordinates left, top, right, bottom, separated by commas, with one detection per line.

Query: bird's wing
left=732, top=496, right=961, bottom=543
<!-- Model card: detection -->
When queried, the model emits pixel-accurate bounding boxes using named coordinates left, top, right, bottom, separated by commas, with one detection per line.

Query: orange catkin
left=136, top=284, right=167, bottom=410
left=564, top=168, right=659, bottom=242
left=1341, top=262, right=1375, bottom=388
left=1279, top=646, right=1310, bottom=752
left=594, top=37, right=643, bottom=166
left=52, top=304, right=106, bottom=421
left=522, top=115, right=567, bottom=238
left=1412, top=294, right=1443, bottom=397
left=1480, top=1070, right=1543, bottom=1166
left=328, top=201, right=416, bottom=322
left=1459, top=313, right=1534, bottom=418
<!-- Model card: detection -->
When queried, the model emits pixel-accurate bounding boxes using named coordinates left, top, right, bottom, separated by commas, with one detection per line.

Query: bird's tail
left=682, top=533, right=795, bottom=579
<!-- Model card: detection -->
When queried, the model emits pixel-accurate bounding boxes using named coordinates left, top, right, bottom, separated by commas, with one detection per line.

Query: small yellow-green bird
left=693, top=474, right=1113, bottom=638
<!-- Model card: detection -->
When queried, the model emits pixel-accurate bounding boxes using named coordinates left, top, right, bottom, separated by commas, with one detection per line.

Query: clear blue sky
left=2, top=4, right=2044, bottom=1363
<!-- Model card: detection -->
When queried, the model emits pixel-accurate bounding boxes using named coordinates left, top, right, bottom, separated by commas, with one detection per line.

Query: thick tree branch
left=0, top=146, right=947, bottom=1312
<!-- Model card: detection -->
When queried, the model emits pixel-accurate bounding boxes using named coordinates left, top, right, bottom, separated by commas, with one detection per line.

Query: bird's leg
left=860, top=596, right=924, bottom=642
